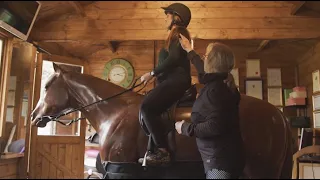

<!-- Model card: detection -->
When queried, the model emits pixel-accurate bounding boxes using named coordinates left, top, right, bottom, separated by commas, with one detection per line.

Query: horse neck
left=63, top=72, right=142, bottom=131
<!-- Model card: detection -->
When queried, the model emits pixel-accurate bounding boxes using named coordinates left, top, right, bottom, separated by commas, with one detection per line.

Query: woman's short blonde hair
left=204, top=42, right=235, bottom=73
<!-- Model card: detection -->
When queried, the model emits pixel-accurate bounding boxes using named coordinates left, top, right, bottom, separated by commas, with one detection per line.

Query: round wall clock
left=102, top=58, right=135, bottom=88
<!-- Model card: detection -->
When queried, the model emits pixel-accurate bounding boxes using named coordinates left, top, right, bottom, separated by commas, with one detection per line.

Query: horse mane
left=60, top=70, right=143, bottom=100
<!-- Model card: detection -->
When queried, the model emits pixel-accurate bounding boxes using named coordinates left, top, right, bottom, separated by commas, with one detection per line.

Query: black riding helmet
left=161, top=3, right=191, bottom=30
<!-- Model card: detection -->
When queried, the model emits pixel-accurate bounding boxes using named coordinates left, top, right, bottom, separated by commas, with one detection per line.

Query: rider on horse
left=140, top=3, right=192, bottom=165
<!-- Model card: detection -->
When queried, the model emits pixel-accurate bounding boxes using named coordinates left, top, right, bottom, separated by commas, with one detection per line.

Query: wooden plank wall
left=88, top=41, right=159, bottom=95
left=297, top=41, right=320, bottom=125
left=87, top=40, right=297, bottom=117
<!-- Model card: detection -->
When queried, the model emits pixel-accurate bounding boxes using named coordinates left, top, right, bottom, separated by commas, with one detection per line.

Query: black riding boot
left=139, top=70, right=190, bottom=166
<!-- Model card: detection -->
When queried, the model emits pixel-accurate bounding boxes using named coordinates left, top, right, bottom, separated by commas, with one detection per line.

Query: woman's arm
left=178, top=34, right=206, bottom=83
left=181, top=112, right=226, bottom=138
left=187, top=50, right=206, bottom=83
left=180, top=89, right=227, bottom=138
left=153, top=40, right=181, bottom=76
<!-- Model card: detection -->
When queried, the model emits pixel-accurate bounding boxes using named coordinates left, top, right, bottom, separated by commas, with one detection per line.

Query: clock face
left=102, top=58, right=135, bottom=88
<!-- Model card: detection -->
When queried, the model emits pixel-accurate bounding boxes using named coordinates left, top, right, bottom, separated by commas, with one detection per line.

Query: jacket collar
left=201, top=72, right=228, bottom=84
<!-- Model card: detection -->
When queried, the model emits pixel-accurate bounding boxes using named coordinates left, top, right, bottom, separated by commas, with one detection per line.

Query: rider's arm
left=180, top=88, right=227, bottom=138
left=187, top=50, right=206, bottom=84
left=153, top=40, right=182, bottom=76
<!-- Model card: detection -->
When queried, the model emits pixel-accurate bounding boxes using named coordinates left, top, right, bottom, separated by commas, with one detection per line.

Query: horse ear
left=53, top=63, right=61, bottom=73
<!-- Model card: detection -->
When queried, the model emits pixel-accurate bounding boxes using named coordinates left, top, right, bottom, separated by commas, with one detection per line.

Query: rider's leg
left=140, top=78, right=188, bottom=164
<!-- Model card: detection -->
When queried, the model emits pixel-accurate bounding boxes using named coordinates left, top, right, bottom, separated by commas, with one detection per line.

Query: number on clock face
left=102, top=59, right=135, bottom=89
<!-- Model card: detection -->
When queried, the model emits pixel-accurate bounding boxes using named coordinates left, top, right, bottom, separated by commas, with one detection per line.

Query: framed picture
left=230, top=68, right=239, bottom=87
left=313, top=93, right=320, bottom=111
left=268, top=87, right=283, bottom=106
left=246, top=59, right=261, bottom=78
left=313, top=70, right=320, bottom=93
left=267, top=68, right=282, bottom=87
left=314, top=111, right=320, bottom=128
left=245, top=79, right=263, bottom=100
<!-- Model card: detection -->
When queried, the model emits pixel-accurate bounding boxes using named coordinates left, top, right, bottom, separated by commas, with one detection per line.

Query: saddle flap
left=179, top=84, right=197, bottom=103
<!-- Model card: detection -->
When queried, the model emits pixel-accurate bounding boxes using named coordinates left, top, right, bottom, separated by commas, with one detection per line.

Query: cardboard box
left=290, top=91, right=307, bottom=98
left=293, top=86, right=306, bottom=92
left=286, top=98, right=306, bottom=106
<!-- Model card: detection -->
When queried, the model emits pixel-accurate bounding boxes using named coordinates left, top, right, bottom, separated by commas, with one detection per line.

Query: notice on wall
left=8, top=76, right=17, bottom=91
left=314, top=112, right=320, bottom=128
left=246, top=80, right=263, bottom=100
left=313, top=70, right=320, bottom=93
left=267, top=68, right=282, bottom=87
left=268, top=88, right=283, bottom=106
left=313, top=94, right=320, bottom=111
left=246, top=59, right=261, bottom=78
left=6, top=107, right=14, bottom=123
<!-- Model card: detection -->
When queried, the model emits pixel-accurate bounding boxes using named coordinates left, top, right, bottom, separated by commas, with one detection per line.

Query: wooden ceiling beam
left=68, top=1, right=86, bottom=17
left=32, top=28, right=320, bottom=41
left=38, top=40, right=80, bottom=43
left=256, top=40, right=270, bottom=52
left=291, top=1, right=306, bottom=15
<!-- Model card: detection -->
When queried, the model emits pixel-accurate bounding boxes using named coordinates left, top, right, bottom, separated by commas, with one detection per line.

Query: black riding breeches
left=140, top=73, right=190, bottom=149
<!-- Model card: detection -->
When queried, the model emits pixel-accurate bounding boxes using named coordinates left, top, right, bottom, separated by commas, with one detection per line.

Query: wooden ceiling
left=28, top=1, right=320, bottom=61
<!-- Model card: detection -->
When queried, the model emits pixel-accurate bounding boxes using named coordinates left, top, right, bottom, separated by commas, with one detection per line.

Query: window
left=0, top=38, right=5, bottom=137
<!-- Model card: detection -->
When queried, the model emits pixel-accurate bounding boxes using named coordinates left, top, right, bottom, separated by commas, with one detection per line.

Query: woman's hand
left=175, top=120, right=185, bottom=134
left=141, top=72, right=153, bottom=85
left=179, top=34, right=193, bottom=53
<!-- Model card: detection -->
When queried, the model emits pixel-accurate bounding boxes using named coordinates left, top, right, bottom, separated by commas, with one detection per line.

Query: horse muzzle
left=31, top=116, right=51, bottom=128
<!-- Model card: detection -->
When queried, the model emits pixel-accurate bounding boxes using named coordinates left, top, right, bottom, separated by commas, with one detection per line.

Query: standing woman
left=140, top=3, right=192, bottom=165
left=176, top=34, right=245, bottom=179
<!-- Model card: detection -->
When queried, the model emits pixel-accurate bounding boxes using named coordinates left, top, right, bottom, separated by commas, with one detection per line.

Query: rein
left=37, top=77, right=147, bottom=126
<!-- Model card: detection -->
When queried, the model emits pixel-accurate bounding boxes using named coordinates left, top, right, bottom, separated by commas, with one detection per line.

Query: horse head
left=31, top=63, right=74, bottom=127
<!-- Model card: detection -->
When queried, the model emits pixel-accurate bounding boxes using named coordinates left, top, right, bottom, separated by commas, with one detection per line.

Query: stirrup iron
left=142, top=151, right=148, bottom=167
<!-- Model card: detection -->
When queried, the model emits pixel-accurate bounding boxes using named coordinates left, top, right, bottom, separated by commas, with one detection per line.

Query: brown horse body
left=31, top=64, right=292, bottom=179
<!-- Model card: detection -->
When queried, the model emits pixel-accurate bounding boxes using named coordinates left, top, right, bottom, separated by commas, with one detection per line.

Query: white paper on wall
left=268, top=88, right=283, bottom=106
left=267, top=68, right=282, bottom=87
left=314, top=112, right=320, bottom=128
left=6, top=107, right=14, bottom=123
left=7, top=91, right=15, bottom=106
left=246, top=59, right=261, bottom=78
left=313, top=94, right=320, bottom=111
left=246, top=80, right=263, bottom=100
left=313, top=70, right=320, bottom=93
left=8, top=76, right=17, bottom=91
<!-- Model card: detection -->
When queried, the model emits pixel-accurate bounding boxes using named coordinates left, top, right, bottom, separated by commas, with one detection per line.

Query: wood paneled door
left=27, top=53, right=88, bottom=179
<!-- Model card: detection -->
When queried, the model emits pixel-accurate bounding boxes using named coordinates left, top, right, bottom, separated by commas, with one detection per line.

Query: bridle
left=35, top=77, right=147, bottom=126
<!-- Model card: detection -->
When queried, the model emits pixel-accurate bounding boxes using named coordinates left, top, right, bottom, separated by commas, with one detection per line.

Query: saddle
left=138, top=85, right=197, bottom=161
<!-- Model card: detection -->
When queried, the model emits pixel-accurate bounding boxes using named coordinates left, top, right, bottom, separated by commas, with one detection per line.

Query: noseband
left=35, top=77, right=147, bottom=126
